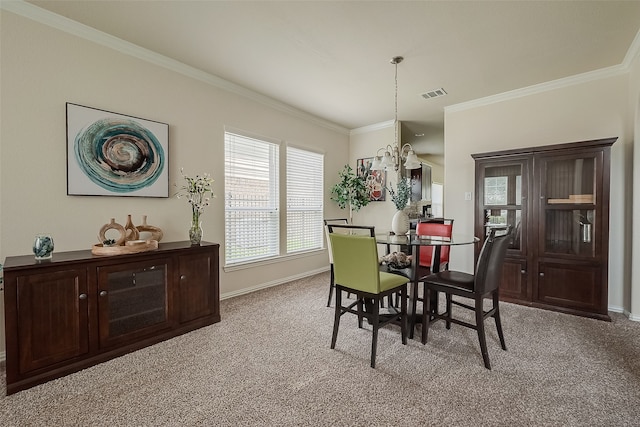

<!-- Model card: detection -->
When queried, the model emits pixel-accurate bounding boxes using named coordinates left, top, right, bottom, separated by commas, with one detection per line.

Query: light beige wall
left=347, top=123, right=399, bottom=230
left=630, top=52, right=640, bottom=321
left=0, top=11, right=349, bottom=353
left=420, top=155, right=444, bottom=184
left=444, top=73, right=632, bottom=315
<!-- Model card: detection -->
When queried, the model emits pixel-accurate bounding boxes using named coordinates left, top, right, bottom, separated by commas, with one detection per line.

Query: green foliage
left=387, top=178, right=411, bottom=210
left=330, top=164, right=370, bottom=212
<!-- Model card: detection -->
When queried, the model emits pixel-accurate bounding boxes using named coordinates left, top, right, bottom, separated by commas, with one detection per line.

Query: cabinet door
left=499, top=258, right=529, bottom=301
left=535, top=150, right=607, bottom=315
left=97, top=260, right=170, bottom=348
left=536, top=261, right=605, bottom=314
left=178, top=251, right=217, bottom=323
left=536, top=150, right=603, bottom=259
left=475, top=156, right=531, bottom=301
left=16, top=269, right=89, bottom=373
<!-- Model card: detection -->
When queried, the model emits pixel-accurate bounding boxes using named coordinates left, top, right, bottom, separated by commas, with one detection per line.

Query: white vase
left=391, top=210, right=410, bottom=235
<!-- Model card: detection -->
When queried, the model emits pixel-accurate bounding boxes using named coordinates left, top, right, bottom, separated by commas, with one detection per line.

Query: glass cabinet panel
left=545, top=157, right=595, bottom=204
left=544, top=209, right=595, bottom=256
left=99, top=262, right=169, bottom=344
left=482, top=164, right=523, bottom=250
left=541, top=154, right=598, bottom=258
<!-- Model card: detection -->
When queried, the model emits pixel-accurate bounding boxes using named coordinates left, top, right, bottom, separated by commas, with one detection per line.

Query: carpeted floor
left=1, top=271, right=639, bottom=426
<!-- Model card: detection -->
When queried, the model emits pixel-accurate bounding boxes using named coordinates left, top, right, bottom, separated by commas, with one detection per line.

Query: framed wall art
left=356, top=157, right=386, bottom=201
left=66, top=103, right=169, bottom=197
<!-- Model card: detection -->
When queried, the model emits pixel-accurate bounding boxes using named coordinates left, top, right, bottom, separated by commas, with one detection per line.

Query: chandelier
left=370, top=56, right=421, bottom=172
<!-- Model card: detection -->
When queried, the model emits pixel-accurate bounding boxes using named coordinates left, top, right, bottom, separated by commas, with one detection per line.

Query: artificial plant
left=386, top=178, right=411, bottom=210
left=330, top=164, right=370, bottom=223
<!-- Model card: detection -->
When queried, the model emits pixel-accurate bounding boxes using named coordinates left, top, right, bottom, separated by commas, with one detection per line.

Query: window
left=286, top=147, right=324, bottom=254
left=431, top=182, right=443, bottom=218
left=484, top=176, right=508, bottom=205
left=224, top=132, right=279, bottom=265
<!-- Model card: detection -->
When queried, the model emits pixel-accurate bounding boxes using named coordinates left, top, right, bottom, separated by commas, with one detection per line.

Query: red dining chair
left=416, top=219, right=454, bottom=273
left=410, top=219, right=454, bottom=337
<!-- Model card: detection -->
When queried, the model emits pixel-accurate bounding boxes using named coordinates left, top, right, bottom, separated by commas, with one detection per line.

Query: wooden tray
left=91, top=240, right=159, bottom=256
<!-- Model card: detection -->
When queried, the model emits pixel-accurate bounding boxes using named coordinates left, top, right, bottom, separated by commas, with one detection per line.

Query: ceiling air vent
left=421, top=88, right=447, bottom=99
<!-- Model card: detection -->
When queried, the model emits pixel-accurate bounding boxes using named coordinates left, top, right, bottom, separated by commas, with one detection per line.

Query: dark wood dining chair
left=409, top=219, right=454, bottom=335
left=421, top=227, right=512, bottom=369
left=323, top=218, right=349, bottom=306
left=328, top=224, right=409, bottom=368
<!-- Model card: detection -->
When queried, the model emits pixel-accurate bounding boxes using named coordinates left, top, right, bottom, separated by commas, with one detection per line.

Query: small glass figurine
left=33, top=234, right=54, bottom=260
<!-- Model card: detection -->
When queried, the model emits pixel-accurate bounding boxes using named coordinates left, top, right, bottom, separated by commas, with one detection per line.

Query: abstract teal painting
left=66, top=103, right=169, bottom=197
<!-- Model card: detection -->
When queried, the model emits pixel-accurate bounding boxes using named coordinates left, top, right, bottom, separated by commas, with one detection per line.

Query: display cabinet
left=473, top=137, right=615, bottom=320
left=3, top=241, right=220, bottom=394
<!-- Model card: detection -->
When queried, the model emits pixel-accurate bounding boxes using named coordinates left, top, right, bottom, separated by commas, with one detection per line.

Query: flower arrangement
left=386, top=178, right=411, bottom=210
left=175, top=168, right=215, bottom=244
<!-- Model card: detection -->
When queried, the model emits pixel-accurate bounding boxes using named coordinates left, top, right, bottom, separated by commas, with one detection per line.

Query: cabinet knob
left=539, top=272, right=545, bottom=277
left=79, top=293, right=87, bottom=300
left=520, top=269, right=526, bottom=274
left=180, top=275, right=187, bottom=281
left=99, top=290, right=108, bottom=297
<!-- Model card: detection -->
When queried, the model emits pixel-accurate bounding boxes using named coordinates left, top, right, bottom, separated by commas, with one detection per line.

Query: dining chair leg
left=331, top=288, right=342, bottom=350
left=445, top=293, right=452, bottom=329
left=409, top=281, right=419, bottom=339
left=326, top=264, right=335, bottom=307
left=357, top=297, right=364, bottom=328
left=400, top=286, right=408, bottom=345
left=476, top=296, right=491, bottom=370
left=422, top=288, right=431, bottom=345
left=370, top=298, right=380, bottom=368
left=493, top=291, right=507, bottom=351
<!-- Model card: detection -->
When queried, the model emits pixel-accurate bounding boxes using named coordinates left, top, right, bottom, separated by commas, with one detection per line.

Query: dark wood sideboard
left=3, top=241, right=220, bottom=395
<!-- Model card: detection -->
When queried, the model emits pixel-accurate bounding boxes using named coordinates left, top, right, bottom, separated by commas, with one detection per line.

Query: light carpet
left=1, top=271, right=639, bottom=426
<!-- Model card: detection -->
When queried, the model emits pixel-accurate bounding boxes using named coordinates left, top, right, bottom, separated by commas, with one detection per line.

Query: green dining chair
left=323, top=218, right=349, bottom=307
left=328, top=224, right=409, bottom=368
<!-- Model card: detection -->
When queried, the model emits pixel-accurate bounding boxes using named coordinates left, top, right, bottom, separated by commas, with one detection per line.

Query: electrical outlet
left=464, top=191, right=472, bottom=201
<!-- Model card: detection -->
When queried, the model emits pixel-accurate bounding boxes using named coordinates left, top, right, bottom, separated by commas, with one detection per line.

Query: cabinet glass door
left=481, top=163, right=524, bottom=251
left=539, top=153, right=600, bottom=258
left=477, top=158, right=529, bottom=302
left=98, top=261, right=170, bottom=347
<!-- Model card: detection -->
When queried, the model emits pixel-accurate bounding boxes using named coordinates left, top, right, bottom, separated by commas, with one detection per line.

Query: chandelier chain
left=394, top=59, right=398, bottom=146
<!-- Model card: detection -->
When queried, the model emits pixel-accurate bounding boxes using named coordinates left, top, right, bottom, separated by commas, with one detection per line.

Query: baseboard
left=611, top=306, right=640, bottom=322
left=608, top=305, right=624, bottom=314
left=220, top=267, right=329, bottom=300
left=626, top=310, right=640, bottom=322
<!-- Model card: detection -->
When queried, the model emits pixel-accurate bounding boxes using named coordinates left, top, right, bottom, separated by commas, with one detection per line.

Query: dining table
left=375, top=231, right=480, bottom=339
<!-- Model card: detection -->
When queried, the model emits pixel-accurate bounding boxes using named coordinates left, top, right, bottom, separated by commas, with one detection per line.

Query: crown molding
left=445, top=64, right=628, bottom=114
left=446, top=27, right=640, bottom=114
left=350, top=120, right=394, bottom=136
left=1, top=1, right=349, bottom=135
left=622, top=28, right=640, bottom=68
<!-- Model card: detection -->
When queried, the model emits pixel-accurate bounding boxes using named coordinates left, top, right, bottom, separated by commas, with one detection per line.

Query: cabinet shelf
left=544, top=203, right=596, bottom=209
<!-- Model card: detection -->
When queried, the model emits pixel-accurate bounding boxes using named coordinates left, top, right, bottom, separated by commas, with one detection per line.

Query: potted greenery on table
left=387, top=178, right=411, bottom=234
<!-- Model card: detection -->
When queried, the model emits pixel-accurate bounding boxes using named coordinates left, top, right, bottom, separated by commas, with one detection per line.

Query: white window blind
left=286, top=147, right=324, bottom=254
left=224, top=132, right=279, bottom=265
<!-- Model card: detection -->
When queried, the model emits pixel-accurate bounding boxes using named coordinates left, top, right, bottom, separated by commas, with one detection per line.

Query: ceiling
left=24, top=1, right=640, bottom=157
